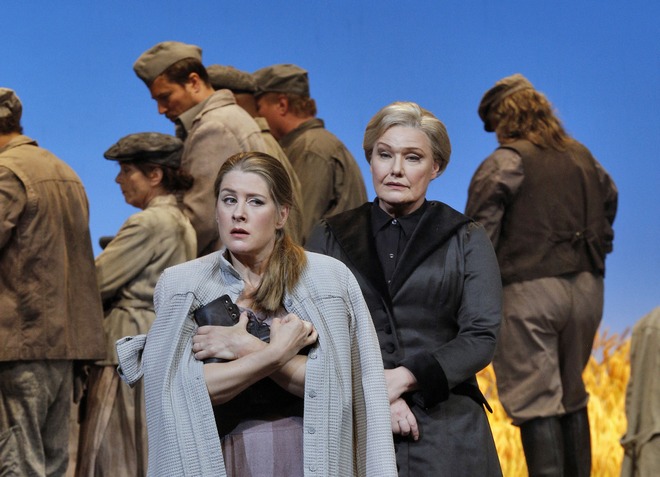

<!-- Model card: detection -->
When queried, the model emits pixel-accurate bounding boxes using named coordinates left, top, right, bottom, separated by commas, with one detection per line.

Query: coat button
left=384, top=342, right=395, bottom=353
left=308, top=390, right=317, bottom=398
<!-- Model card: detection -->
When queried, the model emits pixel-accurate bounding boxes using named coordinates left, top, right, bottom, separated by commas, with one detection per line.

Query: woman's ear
left=276, top=204, right=290, bottom=229
left=148, top=167, right=164, bottom=186
left=431, top=161, right=441, bottom=180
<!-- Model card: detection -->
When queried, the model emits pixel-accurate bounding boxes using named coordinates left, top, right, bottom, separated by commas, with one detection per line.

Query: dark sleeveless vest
left=495, top=140, right=612, bottom=284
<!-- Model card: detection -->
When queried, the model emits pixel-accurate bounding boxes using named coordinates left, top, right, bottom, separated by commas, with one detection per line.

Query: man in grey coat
left=133, top=41, right=266, bottom=256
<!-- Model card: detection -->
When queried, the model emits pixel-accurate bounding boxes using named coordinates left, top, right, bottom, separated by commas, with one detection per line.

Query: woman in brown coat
left=75, top=133, right=196, bottom=477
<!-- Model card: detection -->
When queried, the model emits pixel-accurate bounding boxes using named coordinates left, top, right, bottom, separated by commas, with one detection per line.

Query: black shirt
left=371, top=199, right=427, bottom=286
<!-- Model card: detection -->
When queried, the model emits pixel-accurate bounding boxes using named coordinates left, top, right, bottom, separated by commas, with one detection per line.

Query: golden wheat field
left=477, top=329, right=631, bottom=476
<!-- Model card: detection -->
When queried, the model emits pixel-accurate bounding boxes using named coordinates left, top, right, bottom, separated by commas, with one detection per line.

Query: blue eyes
left=221, top=197, right=264, bottom=206
left=377, top=151, right=421, bottom=161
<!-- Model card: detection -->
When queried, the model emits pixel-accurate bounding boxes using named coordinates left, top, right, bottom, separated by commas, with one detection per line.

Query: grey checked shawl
left=117, top=251, right=396, bottom=477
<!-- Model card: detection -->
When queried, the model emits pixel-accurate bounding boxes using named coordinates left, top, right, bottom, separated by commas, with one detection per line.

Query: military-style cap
left=104, top=132, right=184, bottom=168
left=133, top=41, right=202, bottom=86
left=478, top=73, right=534, bottom=132
left=0, top=88, right=22, bottom=120
left=253, top=64, right=310, bottom=97
left=207, top=65, right=257, bottom=94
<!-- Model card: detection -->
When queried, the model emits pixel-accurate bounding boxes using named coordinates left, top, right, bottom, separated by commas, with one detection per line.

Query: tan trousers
left=493, top=272, right=603, bottom=425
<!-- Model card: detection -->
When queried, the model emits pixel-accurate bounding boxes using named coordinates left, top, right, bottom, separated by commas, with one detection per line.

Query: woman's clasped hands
left=192, top=311, right=317, bottom=364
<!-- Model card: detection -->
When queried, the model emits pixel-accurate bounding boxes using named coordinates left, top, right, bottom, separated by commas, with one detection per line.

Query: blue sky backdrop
left=4, top=1, right=658, bottom=332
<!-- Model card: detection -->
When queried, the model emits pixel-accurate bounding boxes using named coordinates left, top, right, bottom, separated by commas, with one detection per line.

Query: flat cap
left=133, top=41, right=202, bottom=86
left=478, top=73, right=534, bottom=132
left=0, top=88, right=22, bottom=120
left=253, top=64, right=310, bottom=97
left=104, top=132, right=184, bottom=168
left=207, top=65, right=257, bottom=93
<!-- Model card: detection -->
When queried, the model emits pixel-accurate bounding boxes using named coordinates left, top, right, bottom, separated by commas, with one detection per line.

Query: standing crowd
left=1, top=40, right=625, bottom=477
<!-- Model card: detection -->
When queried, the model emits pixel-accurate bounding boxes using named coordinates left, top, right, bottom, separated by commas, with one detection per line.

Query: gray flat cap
left=0, top=88, right=22, bottom=120
left=133, top=41, right=202, bottom=86
left=253, top=64, right=310, bottom=97
left=104, top=132, right=184, bottom=168
left=478, top=73, right=534, bottom=132
left=207, top=65, right=257, bottom=93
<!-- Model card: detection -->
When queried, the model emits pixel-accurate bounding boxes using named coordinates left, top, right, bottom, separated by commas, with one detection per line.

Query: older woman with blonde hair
left=117, top=151, right=396, bottom=477
left=308, top=101, right=503, bottom=476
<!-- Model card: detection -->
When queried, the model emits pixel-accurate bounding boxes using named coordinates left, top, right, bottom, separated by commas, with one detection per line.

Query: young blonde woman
left=117, top=152, right=396, bottom=477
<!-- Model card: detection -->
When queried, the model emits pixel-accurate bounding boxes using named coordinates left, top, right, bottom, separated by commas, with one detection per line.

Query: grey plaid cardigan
left=117, top=250, right=397, bottom=477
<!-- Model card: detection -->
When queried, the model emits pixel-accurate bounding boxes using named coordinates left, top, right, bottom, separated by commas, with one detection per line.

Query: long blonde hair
left=492, top=89, right=573, bottom=150
left=214, top=152, right=306, bottom=313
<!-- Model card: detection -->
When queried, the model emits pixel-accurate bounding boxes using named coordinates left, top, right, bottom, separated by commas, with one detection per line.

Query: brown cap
left=104, top=132, right=183, bottom=168
left=133, top=41, right=202, bottom=86
left=0, top=88, right=22, bottom=120
left=207, top=65, right=257, bottom=93
left=253, top=64, right=310, bottom=97
left=478, top=73, right=534, bottom=132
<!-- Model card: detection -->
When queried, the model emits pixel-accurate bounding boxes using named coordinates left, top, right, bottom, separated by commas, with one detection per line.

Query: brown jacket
left=0, top=135, right=104, bottom=361
left=95, top=194, right=196, bottom=365
left=255, top=117, right=304, bottom=244
left=177, top=90, right=266, bottom=256
left=467, top=139, right=617, bottom=284
left=280, top=118, right=367, bottom=243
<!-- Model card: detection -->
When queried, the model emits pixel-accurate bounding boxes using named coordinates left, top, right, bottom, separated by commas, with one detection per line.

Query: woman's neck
left=142, top=186, right=168, bottom=209
left=227, top=252, right=268, bottom=291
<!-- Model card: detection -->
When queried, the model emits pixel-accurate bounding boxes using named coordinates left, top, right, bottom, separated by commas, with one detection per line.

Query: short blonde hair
left=363, top=101, right=451, bottom=174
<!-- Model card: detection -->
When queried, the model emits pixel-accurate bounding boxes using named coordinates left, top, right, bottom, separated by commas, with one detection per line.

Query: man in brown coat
left=133, top=41, right=266, bottom=255
left=253, top=64, right=367, bottom=243
left=0, top=88, right=105, bottom=476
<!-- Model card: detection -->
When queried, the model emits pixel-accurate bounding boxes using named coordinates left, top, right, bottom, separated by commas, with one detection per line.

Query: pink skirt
left=221, top=416, right=304, bottom=477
